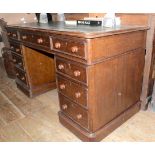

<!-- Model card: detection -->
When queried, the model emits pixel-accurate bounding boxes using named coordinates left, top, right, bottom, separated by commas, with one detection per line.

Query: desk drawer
left=56, top=57, right=87, bottom=84
left=31, top=34, right=50, bottom=47
left=7, top=29, right=18, bottom=40
left=15, top=67, right=28, bottom=85
left=10, top=42, right=22, bottom=55
left=12, top=53, right=24, bottom=70
left=52, top=36, right=87, bottom=60
left=20, top=31, right=31, bottom=42
left=66, top=40, right=86, bottom=59
left=57, top=75, right=88, bottom=107
left=52, top=37, right=67, bottom=51
left=20, top=30, right=50, bottom=48
left=59, top=94, right=88, bottom=130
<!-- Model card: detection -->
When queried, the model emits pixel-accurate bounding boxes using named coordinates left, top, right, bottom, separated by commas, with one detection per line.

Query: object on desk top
left=84, top=17, right=103, bottom=21
left=77, top=20, right=102, bottom=26
left=102, top=13, right=121, bottom=28
left=65, top=20, right=77, bottom=25
left=57, top=13, right=65, bottom=22
left=39, top=13, right=48, bottom=23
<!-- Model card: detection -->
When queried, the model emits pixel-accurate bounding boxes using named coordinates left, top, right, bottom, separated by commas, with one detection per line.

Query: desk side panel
left=89, top=48, right=145, bottom=132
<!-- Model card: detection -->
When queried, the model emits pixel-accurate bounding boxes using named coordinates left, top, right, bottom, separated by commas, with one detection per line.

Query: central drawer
left=56, top=57, right=87, bottom=84
left=57, top=75, right=88, bottom=107
left=59, top=93, right=89, bottom=130
left=20, top=30, right=50, bottom=48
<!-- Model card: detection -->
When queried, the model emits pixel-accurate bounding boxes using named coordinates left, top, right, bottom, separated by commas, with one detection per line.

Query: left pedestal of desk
left=6, top=27, right=56, bottom=97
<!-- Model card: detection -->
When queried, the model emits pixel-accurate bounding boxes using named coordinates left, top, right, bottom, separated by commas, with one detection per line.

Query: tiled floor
left=0, top=61, right=155, bottom=141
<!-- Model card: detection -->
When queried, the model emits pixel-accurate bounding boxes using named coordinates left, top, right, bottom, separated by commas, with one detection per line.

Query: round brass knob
left=62, top=104, right=67, bottom=110
left=55, top=42, right=61, bottom=49
left=74, top=70, right=81, bottom=77
left=16, top=48, right=20, bottom=52
left=118, top=92, right=122, bottom=96
left=13, top=34, right=16, bottom=37
left=60, top=84, right=65, bottom=90
left=13, top=59, right=16, bottom=62
left=18, top=62, right=22, bottom=66
left=16, top=73, right=19, bottom=76
left=75, top=92, right=81, bottom=98
left=37, top=38, right=43, bottom=44
left=58, top=64, right=64, bottom=70
left=21, top=77, right=25, bottom=81
left=71, top=46, right=78, bottom=53
left=77, top=114, right=82, bottom=120
left=22, top=36, right=27, bottom=40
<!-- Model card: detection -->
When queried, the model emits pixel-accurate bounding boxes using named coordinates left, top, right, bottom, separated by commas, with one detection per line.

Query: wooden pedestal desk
left=6, top=22, right=148, bottom=141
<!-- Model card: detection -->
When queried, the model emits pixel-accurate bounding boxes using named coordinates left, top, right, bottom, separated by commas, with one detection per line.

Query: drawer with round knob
left=20, top=30, right=50, bottom=48
left=12, top=53, right=24, bottom=70
left=52, top=37, right=67, bottom=51
left=20, top=32, right=31, bottom=42
left=10, top=42, right=22, bottom=55
left=7, top=29, right=18, bottom=39
left=59, top=93, right=88, bottom=130
left=51, top=36, right=87, bottom=60
left=15, top=67, right=28, bottom=85
left=66, top=40, right=86, bottom=59
left=56, top=57, right=87, bottom=84
left=31, top=34, right=50, bottom=47
left=57, top=75, right=88, bottom=107
left=20, top=33, right=31, bottom=41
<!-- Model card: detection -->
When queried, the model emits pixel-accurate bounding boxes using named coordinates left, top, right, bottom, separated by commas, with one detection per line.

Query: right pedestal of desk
left=52, top=29, right=147, bottom=141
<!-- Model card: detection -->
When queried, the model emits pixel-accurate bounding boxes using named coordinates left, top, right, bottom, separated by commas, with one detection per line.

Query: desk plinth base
left=16, top=81, right=56, bottom=98
left=59, top=102, right=140, bottom=142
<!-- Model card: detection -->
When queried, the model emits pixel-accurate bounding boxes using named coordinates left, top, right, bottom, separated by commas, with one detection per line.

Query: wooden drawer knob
left=71, top=46, right=78, bottom=53
left=58, top=64, right=64, bottom=70
left=16, top=73, right=19, bottom=76
left=77, top=114, right=82, bottom=120
left=11, top=46, right=14, bottom=49
left=60, top=84, right=65, bottom=90
left=22, top=36, right=27, bottom=40
left=13, top=59, right=16, bottom=62
left=16, top=48, right=20, bottom=52
left=74, top=70, right=81, bottom=77
left=75, top=92, right=81, bottom=98
left=55, top=42, right=61, bottom=49
left=13, top=34, right=16, bottom=37
left=62, top=104, right=68, bottom=110
left=21, top=77, right=25, bottom=81
left=37, top=38, right=43, bottom=44
left=18, top=62, right=22, bottom=66
left=118, top=92, right=122, bottom=96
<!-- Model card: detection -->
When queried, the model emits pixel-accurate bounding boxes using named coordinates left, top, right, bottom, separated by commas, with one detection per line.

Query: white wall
left=0, top=13, right=36, bottom=25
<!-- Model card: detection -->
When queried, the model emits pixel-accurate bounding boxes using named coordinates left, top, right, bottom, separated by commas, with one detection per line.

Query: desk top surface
left=7, top=22, right=148, bottom=38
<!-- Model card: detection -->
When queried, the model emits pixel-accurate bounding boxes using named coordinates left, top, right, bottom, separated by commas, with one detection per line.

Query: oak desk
left=6, top=22, right=147, bottom=141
